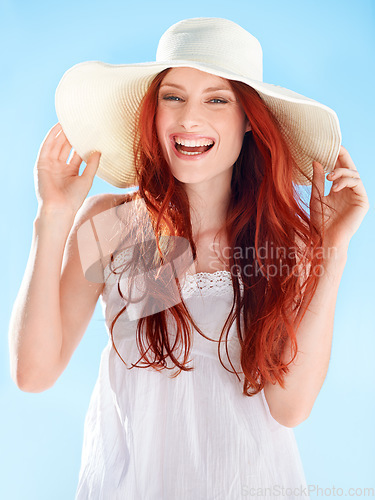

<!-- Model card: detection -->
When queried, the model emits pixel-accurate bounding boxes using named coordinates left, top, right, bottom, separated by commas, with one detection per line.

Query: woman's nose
left=178, top=100, right=203, bottom=130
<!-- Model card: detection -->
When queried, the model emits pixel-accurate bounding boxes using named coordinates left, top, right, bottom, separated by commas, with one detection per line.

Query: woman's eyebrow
left=159, top=83, right=233, bottom=93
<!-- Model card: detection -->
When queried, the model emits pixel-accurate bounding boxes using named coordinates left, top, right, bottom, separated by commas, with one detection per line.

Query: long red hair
left=107, top=68, right=326, bottom=396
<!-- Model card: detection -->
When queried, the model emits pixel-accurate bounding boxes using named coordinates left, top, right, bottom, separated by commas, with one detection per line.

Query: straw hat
left=55, top=17, right=341, bottom=187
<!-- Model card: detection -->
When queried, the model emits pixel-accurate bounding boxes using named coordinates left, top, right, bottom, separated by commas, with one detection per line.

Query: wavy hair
left=107, top=68, right=327, bottom=396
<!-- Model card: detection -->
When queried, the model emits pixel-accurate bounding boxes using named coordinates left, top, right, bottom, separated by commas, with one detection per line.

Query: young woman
left=9, top=18, right=369, bottom=499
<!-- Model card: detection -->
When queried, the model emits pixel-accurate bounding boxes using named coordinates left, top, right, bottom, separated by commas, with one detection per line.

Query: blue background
left=1, top=1, right=374, bottom=498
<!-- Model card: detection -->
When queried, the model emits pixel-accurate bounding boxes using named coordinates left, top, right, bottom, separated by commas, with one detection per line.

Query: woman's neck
left=183, top=174, right=232, bottom=238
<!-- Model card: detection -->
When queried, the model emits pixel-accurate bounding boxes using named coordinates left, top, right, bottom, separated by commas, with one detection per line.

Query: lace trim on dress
left=181, top=270, right=243, bottom=298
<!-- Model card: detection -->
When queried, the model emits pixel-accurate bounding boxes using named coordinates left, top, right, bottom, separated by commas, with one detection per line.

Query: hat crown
left=156, top=17, right=263, bottom=82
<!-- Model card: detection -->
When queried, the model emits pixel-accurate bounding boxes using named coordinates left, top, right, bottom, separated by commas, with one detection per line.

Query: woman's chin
left=171, top=172, right=211, bottom=185
left=171, top=167, right=234, bottom=187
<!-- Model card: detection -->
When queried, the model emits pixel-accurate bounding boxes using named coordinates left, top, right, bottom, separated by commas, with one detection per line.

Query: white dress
left=75, top=249, right=310, bottom=500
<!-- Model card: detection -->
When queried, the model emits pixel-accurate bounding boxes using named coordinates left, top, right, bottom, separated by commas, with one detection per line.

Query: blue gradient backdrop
left=1, top=1, right=374, bottom=498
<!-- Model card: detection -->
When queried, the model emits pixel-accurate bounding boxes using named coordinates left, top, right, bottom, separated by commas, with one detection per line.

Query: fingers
left=82, top=151, right=101, bottom=182
left=68, top=151, right=84, bottom=168
left=326, top=146, right=367, bottom=196
left=336, top=145, right=358, bottom=171
left=39, top=122, right=84, bottom=166
left=327, top=167, right=360, bottom=183
left=328, top=171, right=367, bottom=197
left=37, top=122, right=62, bottom=159
left=330, top=176, right=363, bottom=192
left=309, top=161, right=326, bottom=225
left=58, top=134, right=74, bottom=162
left=39, top=122, right=73, bottom=162
left=54, top=128, right=83, bottom=166
left=39, top=123, right=101, bottom=176
left=52, top=129, right=71, bottom=160
left=311, top=161, right=325, bottom=199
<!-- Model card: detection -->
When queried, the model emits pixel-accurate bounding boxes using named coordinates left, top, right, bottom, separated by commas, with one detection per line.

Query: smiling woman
left=155, top=67, right=251, bottom=184
left=9, top=16, right=369, bottom=500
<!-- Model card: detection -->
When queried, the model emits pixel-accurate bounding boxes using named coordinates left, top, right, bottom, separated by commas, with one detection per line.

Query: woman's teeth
left=174, top=137, right=214, bottom=155
left=176, top=145, right=206, bottom=155
left=178, top=150, right=201, bottom=155
left=175, top=137, right=214, bottom=147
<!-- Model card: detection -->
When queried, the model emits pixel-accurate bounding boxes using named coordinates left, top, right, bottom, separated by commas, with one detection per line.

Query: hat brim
left=55, top=60, right=341, bottom=187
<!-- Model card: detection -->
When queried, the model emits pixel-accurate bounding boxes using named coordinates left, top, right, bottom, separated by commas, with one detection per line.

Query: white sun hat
left=55, top=17, right=341, bottom=188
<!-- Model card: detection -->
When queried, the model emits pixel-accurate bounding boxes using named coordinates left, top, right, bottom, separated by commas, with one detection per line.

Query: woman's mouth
left=171, top=135, right=215, bottom=158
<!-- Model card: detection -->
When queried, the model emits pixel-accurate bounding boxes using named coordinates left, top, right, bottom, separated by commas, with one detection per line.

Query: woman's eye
left=162, top=95, right=182, bottom=101
left=160, top=96, right=228, bottom=104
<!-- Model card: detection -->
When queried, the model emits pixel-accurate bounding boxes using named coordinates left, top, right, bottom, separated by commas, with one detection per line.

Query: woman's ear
left=245, top=118, right=252, bottom=133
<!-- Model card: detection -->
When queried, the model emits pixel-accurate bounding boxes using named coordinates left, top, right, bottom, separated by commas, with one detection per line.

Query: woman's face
left=155, top=67, right=251, bottom=184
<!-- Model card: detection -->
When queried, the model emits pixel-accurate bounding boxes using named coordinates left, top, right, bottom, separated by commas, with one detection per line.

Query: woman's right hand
left=34, top=122, right=101, bottom=217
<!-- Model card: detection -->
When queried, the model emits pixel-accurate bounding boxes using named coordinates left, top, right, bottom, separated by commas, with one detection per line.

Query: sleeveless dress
left=75, top=249, right=310, bottom=500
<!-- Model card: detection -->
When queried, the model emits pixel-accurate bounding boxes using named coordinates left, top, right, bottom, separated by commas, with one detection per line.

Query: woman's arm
left=264, top=246, right=347, bottom=427
left=8, top=198, right=111, bottom=393
left=8, top=208, right=74, bottom=391
left=8, top=123, right=102, bottom=392
left=264, top=147, right=369, bottom=427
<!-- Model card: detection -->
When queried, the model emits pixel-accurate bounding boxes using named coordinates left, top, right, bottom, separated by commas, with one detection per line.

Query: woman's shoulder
left=80, top=192, right=134, bottom=215
left=73, top=192, right=140, bottom=278
left=75, top=192, right=141, bottom=230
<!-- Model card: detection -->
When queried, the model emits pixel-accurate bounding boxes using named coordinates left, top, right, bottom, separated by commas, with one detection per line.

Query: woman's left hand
left=310, top=145, right=370, bottom=251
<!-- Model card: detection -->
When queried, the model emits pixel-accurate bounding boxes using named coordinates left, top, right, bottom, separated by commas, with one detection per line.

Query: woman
left=9, top=18, right=368, bottom=499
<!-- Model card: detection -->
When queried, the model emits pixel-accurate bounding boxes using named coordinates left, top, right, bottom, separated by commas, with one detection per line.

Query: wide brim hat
left=55, top=17, right=341, bottom=187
